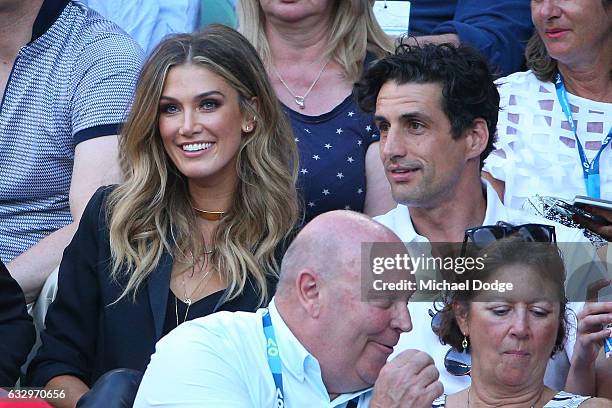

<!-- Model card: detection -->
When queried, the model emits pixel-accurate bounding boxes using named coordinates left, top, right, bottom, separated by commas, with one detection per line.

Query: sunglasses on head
left=430, top=222, right=557, bottom=376
left=461, top=221, right=556, bottom=256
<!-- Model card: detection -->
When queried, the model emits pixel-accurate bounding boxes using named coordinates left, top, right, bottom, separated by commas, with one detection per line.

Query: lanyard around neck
left=554, top=72, right=612, bottom=198
left=262, top=310, right=359, bottom=408
left=263, top=310, right=285, bottom=406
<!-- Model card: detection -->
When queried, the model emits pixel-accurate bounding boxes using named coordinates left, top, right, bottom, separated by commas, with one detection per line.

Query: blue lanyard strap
left=554, top=72, right=612, bottom=198
left=263, top=310, right=285, bottom=407
left=262, top=309, right=360, bottom=407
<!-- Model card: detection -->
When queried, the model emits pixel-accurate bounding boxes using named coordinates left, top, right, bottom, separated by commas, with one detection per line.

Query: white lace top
left=432, top=391, right=590, bottom=408
left=484, top=71, right=612, bottom=210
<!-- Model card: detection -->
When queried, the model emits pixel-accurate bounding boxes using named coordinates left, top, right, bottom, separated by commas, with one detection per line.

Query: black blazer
left=0, top=259, right=35, bottom=387
left=27, top=187, right=274, bottom=387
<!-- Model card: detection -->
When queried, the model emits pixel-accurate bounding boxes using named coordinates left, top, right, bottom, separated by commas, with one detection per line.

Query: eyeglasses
left=429, top=308, right=471, bottom=376
left=461, top=221, right=556, bottom=255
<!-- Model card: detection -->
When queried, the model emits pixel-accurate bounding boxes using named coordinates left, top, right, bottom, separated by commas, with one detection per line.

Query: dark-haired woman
left=433, top=237, right=612, bottom=407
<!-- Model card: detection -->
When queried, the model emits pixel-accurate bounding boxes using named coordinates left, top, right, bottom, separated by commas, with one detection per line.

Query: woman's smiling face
left=158, top=64, right=251, bottom=188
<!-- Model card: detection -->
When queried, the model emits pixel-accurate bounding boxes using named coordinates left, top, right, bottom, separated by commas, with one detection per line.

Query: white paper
left=373, top=1, right=410, bottom=37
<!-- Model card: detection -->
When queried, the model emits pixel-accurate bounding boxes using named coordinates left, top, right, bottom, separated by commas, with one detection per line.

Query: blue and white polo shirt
left=0, top=0, right=144, bottom=262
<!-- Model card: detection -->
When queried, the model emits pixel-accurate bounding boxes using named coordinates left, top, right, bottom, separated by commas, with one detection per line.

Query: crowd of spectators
left=0, top=0, right=611, bottom=407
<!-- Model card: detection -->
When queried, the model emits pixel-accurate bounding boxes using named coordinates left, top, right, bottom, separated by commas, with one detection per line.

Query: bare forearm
left=10, top=135, right=123, bottom=303
left=46, top=375, right=89, bottom=408
left=7, top=222, right=77, bottom=303
left=566, top=357, right=597, bottom=396
left=595, top=353, right=612, bottom=398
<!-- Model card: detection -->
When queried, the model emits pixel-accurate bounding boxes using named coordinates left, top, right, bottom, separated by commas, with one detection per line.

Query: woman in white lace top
left=483, top=0, right=612, bottom=240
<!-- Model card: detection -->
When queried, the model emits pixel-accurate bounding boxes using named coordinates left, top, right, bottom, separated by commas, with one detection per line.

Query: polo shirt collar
left=267, top=298, right=312, bottom=382
left=394, top=178, right=502, bottom=243
left=30, top=0, right=69, bottom=43
left=267, top=299, right=372, bottom=406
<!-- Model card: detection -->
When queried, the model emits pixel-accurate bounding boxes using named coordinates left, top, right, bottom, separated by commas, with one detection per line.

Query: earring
left=245, top=125, right=253, bottom=132
left=462, top=335, right=469, bottom=351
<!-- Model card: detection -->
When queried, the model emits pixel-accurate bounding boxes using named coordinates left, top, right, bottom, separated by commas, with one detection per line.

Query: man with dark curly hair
left=355, top=43, right=608, bottom=397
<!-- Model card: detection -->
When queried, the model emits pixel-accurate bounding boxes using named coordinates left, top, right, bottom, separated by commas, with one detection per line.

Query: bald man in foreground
left=133, top=211, right=442, bottom=407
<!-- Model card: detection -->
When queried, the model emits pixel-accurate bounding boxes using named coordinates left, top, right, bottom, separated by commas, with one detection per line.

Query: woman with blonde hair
left=239, top=0, right=396, bottom=223
left=27, top=25, right=298, bottom=407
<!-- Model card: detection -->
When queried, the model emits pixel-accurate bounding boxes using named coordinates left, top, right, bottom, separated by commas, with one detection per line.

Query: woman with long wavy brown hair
left=27, top=25, right=298, bottom=407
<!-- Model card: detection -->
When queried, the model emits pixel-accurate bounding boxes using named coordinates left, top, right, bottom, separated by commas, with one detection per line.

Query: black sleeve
left=26, top=187, right=112, bottom=387
left=0, top=259, right=35, bottom=387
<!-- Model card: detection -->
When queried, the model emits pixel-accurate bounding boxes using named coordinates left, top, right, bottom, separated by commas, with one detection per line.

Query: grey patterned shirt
left=0, top=0, right=143, bottom=261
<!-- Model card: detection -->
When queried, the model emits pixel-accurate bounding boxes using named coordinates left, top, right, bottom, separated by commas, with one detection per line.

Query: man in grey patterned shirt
left=0, top=0, right=144, bottom=303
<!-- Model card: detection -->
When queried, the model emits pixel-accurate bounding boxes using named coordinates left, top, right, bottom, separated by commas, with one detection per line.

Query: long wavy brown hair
left=107, top=25, right=299, bottom=305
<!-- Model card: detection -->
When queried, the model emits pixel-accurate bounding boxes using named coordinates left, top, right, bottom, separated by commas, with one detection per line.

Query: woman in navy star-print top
left=239, top=0, right=397, bottom=223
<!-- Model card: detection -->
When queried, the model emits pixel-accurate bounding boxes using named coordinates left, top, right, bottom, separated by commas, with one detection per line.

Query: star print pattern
left=282, top=85, right=380, bottom=224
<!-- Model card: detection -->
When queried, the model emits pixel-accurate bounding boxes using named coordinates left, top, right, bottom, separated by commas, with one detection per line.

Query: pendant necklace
left=273, top=58, right=330, bottom=109
left=175, top=254, right=213, bottom=326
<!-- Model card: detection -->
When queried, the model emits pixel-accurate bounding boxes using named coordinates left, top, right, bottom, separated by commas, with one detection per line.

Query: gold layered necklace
left=273, top=58, right=330, bottom=110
